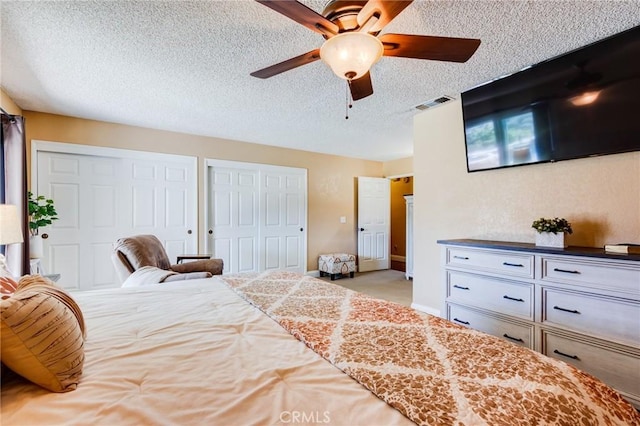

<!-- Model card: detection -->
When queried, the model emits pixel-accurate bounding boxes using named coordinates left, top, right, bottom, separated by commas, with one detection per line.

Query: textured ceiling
left=1, top=1, right=639, bottom=161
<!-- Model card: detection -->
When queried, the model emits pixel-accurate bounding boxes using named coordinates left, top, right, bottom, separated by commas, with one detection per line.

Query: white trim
left=306, top=270, right=320, bottom=277
left=31, top=140, right=195, bottom=162
left=385, top=172, right=414, bottom=179
left=411, top=303, right=441, bottom=317
left=204, top=158, right=305, bottom=174
left=390, top=255, right=406, bottom=262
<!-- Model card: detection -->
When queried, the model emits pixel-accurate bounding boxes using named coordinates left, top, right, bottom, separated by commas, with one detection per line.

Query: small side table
left=176, top=254, right=212, bottom=264
left=29, top=259, right=60, bottom=282
left=30, top=259, right=45, bottom=274
left=44, top=274, right=61, bottom=282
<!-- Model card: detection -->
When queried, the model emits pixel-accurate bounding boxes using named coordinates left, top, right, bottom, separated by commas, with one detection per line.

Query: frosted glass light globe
left=320, top=32, right=384, bottom=80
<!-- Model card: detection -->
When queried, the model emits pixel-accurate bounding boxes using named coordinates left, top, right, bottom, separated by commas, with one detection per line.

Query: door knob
left=187, top=230, right=192, bottom=234
left=300, top=227, right=304, bottom=232
left=208, top=229, right=213, bottom=235
left=360, top=228, right=365, bottom=231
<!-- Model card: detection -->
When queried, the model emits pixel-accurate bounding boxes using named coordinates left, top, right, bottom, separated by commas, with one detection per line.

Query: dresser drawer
left=542, top=329, right=640, bottom=402
left=541, top=287, right=640, bottom=347
left=447, top=303, right=534, bottom=349
left=447, top=271, right=533, bottom=320
left=446, top=247, right=534, bottom=278
left=541, top=257, right=640, bottom=294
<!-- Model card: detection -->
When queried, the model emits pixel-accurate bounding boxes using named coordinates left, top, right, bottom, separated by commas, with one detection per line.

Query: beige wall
left=22, top=111, right=385, bottom=271
left=390, top=177, right=413, bottom=258
left=1, top=88, right=22, bottom=115
left=413, top=99, right=640, bottom=312
left=383, top=156, right=412, bottom=177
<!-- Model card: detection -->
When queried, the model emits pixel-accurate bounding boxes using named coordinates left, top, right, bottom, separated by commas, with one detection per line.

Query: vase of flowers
left=531, top=217, right=572, bottom=248
left=28, top=192, right=58, bottom=259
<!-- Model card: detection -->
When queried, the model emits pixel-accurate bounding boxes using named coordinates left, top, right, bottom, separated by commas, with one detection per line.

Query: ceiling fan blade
left=357, top=0, right=413, bottom=33
left=250, top=49, right=321, bottom=79
left=380, top=33, right=481, bottom=63
left=255, top=0, right=339, bottom=36
left=349, top=72, right=374, bottom=101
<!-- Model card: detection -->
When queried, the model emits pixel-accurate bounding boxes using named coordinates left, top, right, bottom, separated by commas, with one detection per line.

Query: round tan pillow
left=0, top=275, right=85, bottom=392
left=0, top=276, right=18, bottom=299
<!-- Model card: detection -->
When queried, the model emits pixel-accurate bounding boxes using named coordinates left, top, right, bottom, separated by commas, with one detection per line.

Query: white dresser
left=438, top=239, right=640, bottom=408
left=404, top=195, right=413, bottom=280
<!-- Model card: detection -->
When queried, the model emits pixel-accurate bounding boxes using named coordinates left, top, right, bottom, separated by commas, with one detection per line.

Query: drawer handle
left=453, top=255, right=469, bottom=260
left=553, top=349, right=579, bottom=360
left=503, top=334, right=524, bottom=343
left=553, top=306, right=580, bottom=314
left=453, top=318, right=470, bottom=325
left=503, top=295, right=525, bottom=302
left=503, top=262, right=524, bottom=267
left=453, top=285, right=470, bottom=290
left=553, top=267, right=580, bottom=274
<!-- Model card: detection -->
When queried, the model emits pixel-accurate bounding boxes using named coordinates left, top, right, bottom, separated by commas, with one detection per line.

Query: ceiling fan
left=251, top=0, right=481, bottom=102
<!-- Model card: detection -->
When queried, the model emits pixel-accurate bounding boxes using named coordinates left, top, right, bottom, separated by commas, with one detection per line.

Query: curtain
left=1, top=114, right=29, bottom=276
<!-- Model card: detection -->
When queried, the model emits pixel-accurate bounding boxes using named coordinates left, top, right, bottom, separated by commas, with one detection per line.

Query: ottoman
left=318, top=253, right=356, bottom=280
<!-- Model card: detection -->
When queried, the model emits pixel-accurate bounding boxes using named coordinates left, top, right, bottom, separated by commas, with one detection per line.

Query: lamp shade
left=320, top=32, right=383, bottom=80
left=0, top=204, right=24, bottom=245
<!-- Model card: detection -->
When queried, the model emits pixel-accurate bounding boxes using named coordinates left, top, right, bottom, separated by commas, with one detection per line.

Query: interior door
left=207, top=166, right=259, bottom=274
left=206, top=160, right=307, bottom=275
left=36, top=146, right=197, bottom=291
left=357, top=176, right=390, bottom=272
left=37, top=152, right=124, bottom=291
left=123, top=157, right=197, bottom=264
left=260, top=170, right=306, bottom=273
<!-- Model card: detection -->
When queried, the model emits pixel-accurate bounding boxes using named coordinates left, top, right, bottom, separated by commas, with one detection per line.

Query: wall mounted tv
left=461, top=25, right=640, bottom=172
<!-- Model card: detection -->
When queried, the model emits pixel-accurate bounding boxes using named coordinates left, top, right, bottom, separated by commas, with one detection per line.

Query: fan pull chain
left=345, top=79, right=353, bottom=120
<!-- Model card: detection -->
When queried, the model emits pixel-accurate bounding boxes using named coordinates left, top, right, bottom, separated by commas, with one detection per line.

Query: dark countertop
left=437, top=238, right=640, bottom=262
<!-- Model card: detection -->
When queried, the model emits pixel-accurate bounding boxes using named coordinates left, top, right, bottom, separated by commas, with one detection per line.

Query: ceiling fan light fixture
left=320, top=32, right=383, bottom=80
left=569, top=90, right=601, bottom=106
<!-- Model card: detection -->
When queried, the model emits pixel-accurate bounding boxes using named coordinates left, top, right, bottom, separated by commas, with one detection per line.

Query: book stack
left=604, top=243, right=640, bottom=254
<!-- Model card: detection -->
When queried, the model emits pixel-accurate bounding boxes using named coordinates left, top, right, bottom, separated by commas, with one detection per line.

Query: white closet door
left=207, top=166, right=259, bottom=274
left=35, top=144, right=197, bottom=291
left=260, top=170, right=306, bottom=272
left=123, top=157, right=196, bottom=264
left=37, top=152, right=124, bottom=291
left=206, top=160, right=307, bottom=275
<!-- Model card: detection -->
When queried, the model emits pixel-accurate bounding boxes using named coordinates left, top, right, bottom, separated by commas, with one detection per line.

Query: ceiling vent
left=414, top=95, right=454, bottom=111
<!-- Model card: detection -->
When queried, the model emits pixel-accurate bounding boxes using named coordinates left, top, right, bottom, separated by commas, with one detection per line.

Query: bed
left=2, top=270, right=638, bottom=425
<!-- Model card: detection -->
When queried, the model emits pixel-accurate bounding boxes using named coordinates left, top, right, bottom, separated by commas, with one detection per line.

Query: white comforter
left=1, top=277, right=411, bottom=426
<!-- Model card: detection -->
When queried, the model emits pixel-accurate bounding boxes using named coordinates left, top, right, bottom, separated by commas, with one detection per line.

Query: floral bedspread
left=219, top=270, right=639, bottom=425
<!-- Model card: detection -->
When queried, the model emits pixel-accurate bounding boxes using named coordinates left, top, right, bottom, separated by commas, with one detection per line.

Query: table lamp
left=0, top=204, right=24, bottom=275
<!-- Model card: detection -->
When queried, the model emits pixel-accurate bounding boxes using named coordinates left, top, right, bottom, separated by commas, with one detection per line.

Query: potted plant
left=28, top=191, right=58, bottom=259
left=531, top=217, right=572, bottom=248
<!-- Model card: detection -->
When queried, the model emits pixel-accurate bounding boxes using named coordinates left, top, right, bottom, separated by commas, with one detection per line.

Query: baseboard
left=306, top=270, right=320, bottom=277
left=390, top=255, right=406, bottom=262
left=411, top=303, right=441, bottom=317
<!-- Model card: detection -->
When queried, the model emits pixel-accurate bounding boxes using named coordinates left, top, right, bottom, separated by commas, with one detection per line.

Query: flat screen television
left=461, top=25, right=640, bottom=172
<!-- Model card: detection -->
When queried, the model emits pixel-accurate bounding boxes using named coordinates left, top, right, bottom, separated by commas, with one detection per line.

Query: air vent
left=414, top=95, right=454, bottom=111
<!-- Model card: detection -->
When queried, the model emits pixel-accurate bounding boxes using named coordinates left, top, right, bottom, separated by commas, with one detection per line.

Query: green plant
left=531, top=217, right=573, bottom=235
left=28, top=191, right=58, bottom=236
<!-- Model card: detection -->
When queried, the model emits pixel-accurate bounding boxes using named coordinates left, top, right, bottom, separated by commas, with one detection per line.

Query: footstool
left=318, top=253, right=356, bottom=280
